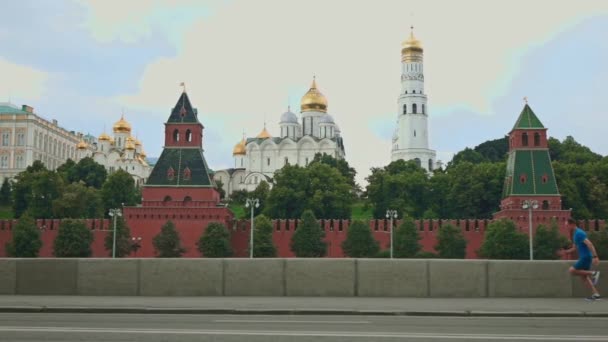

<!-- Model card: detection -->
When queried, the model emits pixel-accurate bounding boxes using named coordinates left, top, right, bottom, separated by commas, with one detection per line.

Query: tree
left=53, top=219, right=93, bottom=257
left=290, top=210, right=326, bottom=257
left=152, top=220, right=185, bottom=257
left=5, top=215, right=41, bottom=257
left=479, top=219, right=528, bottom=259
left=393, top=216, right=421, bottom=258
left=66, top=157, right=107, bottom=189
left=589, top=229, right=608, bottom=260
left=214, top=179, right=226, bottom=200
left=52, top=182, right=103, bottom=218
left=101, top=169, right=136, bottom=210
left=311, top=153, right=357, bottom=188
left=12, top=162, right=63, bottom=218
left=435, top=223, right=467, bottom=258
left=0, top=178, right=12, bottom=206
left=341, top=220, right=379, bottom=257
left=533, top=220, right=568, bottom=260
left=103, top=215, right=132, bottom=258
left=197, top=222, right=232, bottom=257
left=252, top=214, right=277, bottom=257
left=251, top=181, right=270, bottom=215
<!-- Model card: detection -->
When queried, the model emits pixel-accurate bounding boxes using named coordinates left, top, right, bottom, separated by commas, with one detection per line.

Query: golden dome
left=139, top=149, right=147, bottom=158
left=76, top=140, right=88, bottom=150
left=135, top=138, right=142, bottom=146
left=300, top=77, right=327, bottom=113
left=256, top=127, right=272, bottom=139
left=232, top=137, right=246, bottom=155
left=125, top=140, right=136, bottom=150
left=98, top=132, right=111, bottom=141
left=113, top=115, right=131, bottom=133
left=401, top=27, right=423, bottom=54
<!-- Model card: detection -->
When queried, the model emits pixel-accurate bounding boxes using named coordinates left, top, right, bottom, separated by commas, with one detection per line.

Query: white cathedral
left=214, top=78, right=345, bottom=197
left=391, top=28, right=437, bottom=171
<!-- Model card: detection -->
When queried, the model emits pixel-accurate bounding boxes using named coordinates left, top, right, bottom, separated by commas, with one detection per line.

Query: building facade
left=391, top=28, right=437, bottom=171
left=0, top=102, right=82, bottom=182
left=214, top=77, right=346, bottom=196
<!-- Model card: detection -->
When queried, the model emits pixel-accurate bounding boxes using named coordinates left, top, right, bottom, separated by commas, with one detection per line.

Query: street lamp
left=131, top=236, right=142, bottom=256
left=245, top=198, right=259, bottom=258
left=108, top=208, right=122, bottom=258
left=386, top=209, right=398, bottom=259
left=522, top=199, right=539, bottom=260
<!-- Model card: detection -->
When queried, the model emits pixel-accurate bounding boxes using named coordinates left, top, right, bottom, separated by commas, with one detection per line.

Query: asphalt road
left=1, top=313, right=607, bottom=342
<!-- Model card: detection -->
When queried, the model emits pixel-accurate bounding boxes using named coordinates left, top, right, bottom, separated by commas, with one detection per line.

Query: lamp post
left=245, top=198, right=259, bottom=258
left=131, top=236, right=142, bottom=256
left=108, top=208, right=122, bottom=258
left=522, top=199, right=539, bottom=260
left=386, top=209, right=398, bottom=259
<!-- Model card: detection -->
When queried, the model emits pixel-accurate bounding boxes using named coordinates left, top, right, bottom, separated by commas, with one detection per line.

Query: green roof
left=502, top=149, right=559, bottom=197
left=0, top=104, right=28, bottom=115
left=512, top=104, right=545, bottom=130
left=145, top=148, right=213, bottom=187
left=167, top=92, right=200, bottom=124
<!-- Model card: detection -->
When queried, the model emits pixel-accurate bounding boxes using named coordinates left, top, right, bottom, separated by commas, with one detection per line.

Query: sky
left=1, top=0, right=607, bottom=186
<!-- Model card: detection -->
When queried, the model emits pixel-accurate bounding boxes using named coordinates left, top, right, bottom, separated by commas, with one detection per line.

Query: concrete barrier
left=357, top=259, right=427, bottom=297
left=429, top=259, right=488, bottom=297
left=0, top=259, right=15, bottom=294
left=77, top=259, right=138, bottom=296
left=16, top=259, right=77, bottom=295
left=571, top=261, right=608, bottom=298
left=286, top=259, right=355, bottom=296
left=224, top=259, right=284, bottom=296
left=139, top=259, right=222, bottom=296
left=488, top=260, right=571, bottom=297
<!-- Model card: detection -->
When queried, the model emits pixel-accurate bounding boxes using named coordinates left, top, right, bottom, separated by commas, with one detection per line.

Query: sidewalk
left=0, top=296, right=606, bottom=317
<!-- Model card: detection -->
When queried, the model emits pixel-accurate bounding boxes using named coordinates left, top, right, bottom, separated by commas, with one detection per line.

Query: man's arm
left=584, top=239, right=600, bottom=264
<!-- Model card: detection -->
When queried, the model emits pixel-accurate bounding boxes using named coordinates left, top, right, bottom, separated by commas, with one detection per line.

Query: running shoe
left=592, top=271, right=600, bottom=286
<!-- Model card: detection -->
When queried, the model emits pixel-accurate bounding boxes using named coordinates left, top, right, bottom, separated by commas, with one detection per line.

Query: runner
left=562, top=218, right=601, bottom=300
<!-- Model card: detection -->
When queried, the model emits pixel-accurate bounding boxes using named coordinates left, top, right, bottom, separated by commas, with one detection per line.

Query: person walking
left=562, top=218, right=601, bottom=300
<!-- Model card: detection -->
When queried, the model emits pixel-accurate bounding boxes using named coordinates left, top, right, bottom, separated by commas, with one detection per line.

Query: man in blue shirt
left=562, top=218, right=601, bottom=300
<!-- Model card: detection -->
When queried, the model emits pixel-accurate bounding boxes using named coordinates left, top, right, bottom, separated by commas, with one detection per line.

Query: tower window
left=413, top=103, right=417, bottom=114
left=519, top=173, right=527, bottom=184
left=542, top=200, right=549, bottom=210
left=534, top=132, right=540, bottom=146
left=405, top=90, right=408, bottom=94
left=422, top=104, right=425, bottom=114
left=285, top=157, right=288, bottom=165
left=414, top=158, right=421, bottom=168
left=522, top=132, right=528, bottom=146
left=414, top=130, right=416, bottom=137
left=167, top=167, right=175, bottom=180
left=403, top=104, right=407, bottom=115
left=173, top=129, right=180, bottom=142
left=183, top=167, right=191, bottom=181
left=413, top=90, right=416, bottom=94
left=428, top=159, right=433, bottom=171
left=267, top=157, right=270, bottom=166
left=186, top=129, right=192, bottom=142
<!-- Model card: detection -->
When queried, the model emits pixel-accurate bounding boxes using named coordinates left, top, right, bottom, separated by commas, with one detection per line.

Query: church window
left=403, top=105, right=407, bottom=114
left=413, top=103, right=417, bottom=114
left=284, top=157, right=288, bottom=165
left=167, top=167, right=175, bottom=180
left=405, top=90, right=408, bottom=94
left=542, top=200, right=549, bottom=210
left=428, top=159, right=433, bottom=171
left=422, top=104, right=425, bottom=114
left=183, top=167, right=191, bottom=180
left=173, top=129, right=180, bottom=142
left=186, top=129, right=192, bottom=142
left=414, top=158, right=421, bottom=168
left=413, top=90, right=416, bottom=94
left=534, top=132, right=540, bottom=146
left=267, top=157, right=270, bottom=166
left=519, top=173, right=527, bottom=184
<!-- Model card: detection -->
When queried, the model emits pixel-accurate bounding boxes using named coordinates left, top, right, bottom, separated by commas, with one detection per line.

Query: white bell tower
left=391, top=27, right=436, bottom=172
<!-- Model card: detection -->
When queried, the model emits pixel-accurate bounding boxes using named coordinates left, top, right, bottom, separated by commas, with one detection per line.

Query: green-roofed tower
left=494, top=102, right=571, bottom=230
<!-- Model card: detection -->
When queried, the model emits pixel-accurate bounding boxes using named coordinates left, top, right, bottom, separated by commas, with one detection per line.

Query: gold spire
left=98, top=132, right=111, bottom=141
left=401, top=25, right=423, bottom=56
left=300, top=76, right=328, bottom=113
left=113, top=115, right=132, bottom=133
left=256, top=124, right=272, bottom=139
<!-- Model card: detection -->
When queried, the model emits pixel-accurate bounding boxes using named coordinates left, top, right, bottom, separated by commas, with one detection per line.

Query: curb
left=1, top=306, right=605, bottom=317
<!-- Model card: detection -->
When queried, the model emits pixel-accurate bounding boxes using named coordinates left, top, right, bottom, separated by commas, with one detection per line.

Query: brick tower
left=124, top=88, right=233, bottom=257
left=493, top=102, right=571, bottom=231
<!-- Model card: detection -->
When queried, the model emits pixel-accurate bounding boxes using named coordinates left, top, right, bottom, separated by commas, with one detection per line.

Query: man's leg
left=579, top=274, right=599, bottom=295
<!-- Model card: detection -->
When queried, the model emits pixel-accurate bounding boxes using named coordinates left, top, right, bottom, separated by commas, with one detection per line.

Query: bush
left=414, top=251, right=438, bottom=258
left=534, top=220, right=569, bottom=260
left=6, top=215, right=41, bottom=257
left=53, top=219, right=93, bottom=257
left=393, top=216, right=421, bottom=258
left=290, top=210, right=326, bottom=257
left=341, top=220, right=379, bottom=257
left=197, top=222, right=232, bottom=257
left=152, top=220, right=185, bottom=257
left=435, top=223, right=467, bottom=258
left=375, top=250, right=391, bottom=258
left=479, top=219, right=528, bottom=259
left=104, top=215, right=132, bottom=258
left=252, top=215, right=277, bottom=257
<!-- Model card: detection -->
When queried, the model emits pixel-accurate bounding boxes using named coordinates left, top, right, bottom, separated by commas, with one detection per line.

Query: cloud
left=0, top=58, right=49, bottom=101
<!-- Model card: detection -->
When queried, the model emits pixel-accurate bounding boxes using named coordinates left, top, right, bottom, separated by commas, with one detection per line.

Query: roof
left=512, top=104, right=545, bottom=130
left=502, top=149, right=559, bottom=197
left=0, top=103, right=29, bottom=115
left=145, top=148, right=213, bottom=187
left=167, top=92, right=200, bottom=124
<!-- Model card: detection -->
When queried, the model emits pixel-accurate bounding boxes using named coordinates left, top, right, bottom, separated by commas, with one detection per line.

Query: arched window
left=522, top=132, right=528, bottom=146
left=184, top=196, right=192, bottom=203
left=428, top=159, right=433, bottom=171
left=414, top=130, right=417, bottom=137
left=413, top=90, right=416, bottom=94
left=173, top=129, right=179, bottom=142
left=422, top=104, right=425, bottom=114
left=413, top=103, right=417, bottom=114
left=163, top=195, right=172, bottom=205
left=542, top=200, right=549, bottom=210
left=534, top=132, right=540, bottom=146
left=414, top=158, right=421, bottom=168
left=186, top=129, right=192, bottom=142
left=183, top=167, right=191, bottom=181
left=167, top=167, right=175, bottom=180
left=403, top=104, right=407, bottom=115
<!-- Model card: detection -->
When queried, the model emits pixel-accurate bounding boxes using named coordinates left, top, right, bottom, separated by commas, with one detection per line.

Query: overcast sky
left=1, top=0, right=607, bottom=185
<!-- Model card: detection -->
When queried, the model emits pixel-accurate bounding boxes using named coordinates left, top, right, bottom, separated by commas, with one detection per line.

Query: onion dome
left=139, top=149, right=147, bottom=158
left=233, top=137, right=246, bottom=155
left=135, top=138, right=142, bottom=146
left=318, top=114, right=335, bottom=124
left=401, top=26, right=423, bottom=54
left=113, top=115, right=131, bottom=133
left=280, top=106, right=298, bottom=124
left=256, top=126, right=272, bottom=139
left=125, top=140, right=136, bottom=150
left=300, top=77, right=327, bottom=113
left=98, top=132, right=111, bottom=141
left=76, top=140, right=88, bottom=150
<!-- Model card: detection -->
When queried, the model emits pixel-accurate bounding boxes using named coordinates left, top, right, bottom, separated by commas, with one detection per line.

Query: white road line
left=214, top=320, right=371, bottom=324
left=0, top=326, right=607, bottom=340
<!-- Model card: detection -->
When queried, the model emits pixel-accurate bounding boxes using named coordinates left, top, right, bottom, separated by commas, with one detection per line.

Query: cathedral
left=214, top=78, right=345, bottom=197
left=391, top=28, right=437, bottom=171
left=76, top=116, right=152, bottom=186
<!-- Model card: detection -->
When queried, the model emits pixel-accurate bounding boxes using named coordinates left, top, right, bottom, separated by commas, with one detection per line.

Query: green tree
left=103, top=215, right=132, bottom=258
left=393, top=216, right=421, bottom=258
left=290, top=210, right=326, bottom=257
left=435, top=223, right=467, bottom=258
left=67, top=157, right=107, bottom=189
left=252, top=214, right=277, bottom=257
left=12, top=161, right=64, bottom=218
left=251, top=181, right=270, bottom=216
left=0, top=178, right=12, bottom=206
left=5, top=215, right=42, bottom=257
left=589, top=229, right=608, bottom=260
left=53, top=219, right=93, bottom=257
left=533, top=220, right=568, bottom=260
left=101, top=169, right=136, bottom=210
left=52, top=182, right=103, bottom=218
left=152, top=220, right=185, bottom=257
left=214, top=179, right=226, bottom=200
left=341, top=220, right=379, bottom=257
left=311, top=153, right=358, bottom=188
left=479, top=219, right=528, bottom=259
left=197, top=222, right=232, bottom=257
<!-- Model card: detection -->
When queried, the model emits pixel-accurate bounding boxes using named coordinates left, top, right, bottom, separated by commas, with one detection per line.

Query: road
left=1, top=313, right=608, bottom=342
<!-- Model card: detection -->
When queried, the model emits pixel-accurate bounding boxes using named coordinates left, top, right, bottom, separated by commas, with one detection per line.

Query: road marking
left=214, top=319, right=371, bottom=324
left=0, top=326, right=607, bottom=340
